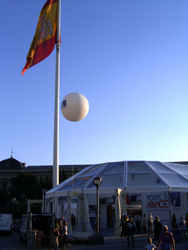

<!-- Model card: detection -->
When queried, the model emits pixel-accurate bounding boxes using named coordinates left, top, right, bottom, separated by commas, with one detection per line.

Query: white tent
left=45, top=161, right=188, bottom=235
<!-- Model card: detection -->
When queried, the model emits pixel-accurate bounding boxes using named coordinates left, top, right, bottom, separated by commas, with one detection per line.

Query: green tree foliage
left=10, top=172, right=40, bottom=201
left=0, top=189, right=8, bottom=206
left=60, top=169, right=67, bottom=183
left=39, top=179, right=52, bottom=191
left=39, top=179, right=52, bottom=198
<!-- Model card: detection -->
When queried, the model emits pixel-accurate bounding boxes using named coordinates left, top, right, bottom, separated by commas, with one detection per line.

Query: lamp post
left=94, top=177, right=102, bottom=234
left=21, top=194, right=25, bottom=200
left=21, top=194, right=25, bottom=214
left=42, top=188, right=47, bottom=214
left=11, top=198, right=16, bottom=219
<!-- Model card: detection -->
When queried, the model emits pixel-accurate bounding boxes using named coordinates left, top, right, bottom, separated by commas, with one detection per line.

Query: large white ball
left=61, top=92, right=89, bottom=122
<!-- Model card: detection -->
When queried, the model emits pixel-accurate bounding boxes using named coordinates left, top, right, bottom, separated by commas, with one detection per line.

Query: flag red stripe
left=42, top=0, right=58, bottom=10
left=22, top=0, right=59, bottom=76
left=31, top=30, right=57, bottom=67
left=22, top=31, right=57, bottom=75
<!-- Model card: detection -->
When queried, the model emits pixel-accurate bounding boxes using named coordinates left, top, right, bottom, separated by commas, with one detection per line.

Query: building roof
left=46, top=161, right=188, bottom=197
left=26, top=165, right=90, bottom=171
left=0, top=157, right=90, bottom=172
left=0, top=157, right=25, bottom=170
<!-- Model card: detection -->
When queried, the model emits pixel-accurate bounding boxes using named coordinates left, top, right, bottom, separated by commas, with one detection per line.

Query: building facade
left=0, top=156, right=90, bottom=194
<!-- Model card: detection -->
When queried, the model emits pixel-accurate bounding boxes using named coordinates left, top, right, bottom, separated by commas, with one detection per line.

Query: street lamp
left=21, top=194, right=25, bottom=214
left=11, top=198, right=16, bottom=219
left=42, top=188, right=47, bottom=214
left=94, top=177, right=102, bottom=234
left=21, top=194, right=25, bottom=200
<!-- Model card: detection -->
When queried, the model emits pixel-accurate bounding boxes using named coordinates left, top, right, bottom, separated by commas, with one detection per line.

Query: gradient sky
left=0, top=0, right=188, bottom=167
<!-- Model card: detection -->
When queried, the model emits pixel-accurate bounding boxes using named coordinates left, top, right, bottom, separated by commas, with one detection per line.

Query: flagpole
left=53, top=0, right=61, bottom=188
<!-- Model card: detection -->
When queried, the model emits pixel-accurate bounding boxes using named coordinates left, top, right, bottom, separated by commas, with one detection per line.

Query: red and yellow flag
left=22, top=0, right=59, bottom=76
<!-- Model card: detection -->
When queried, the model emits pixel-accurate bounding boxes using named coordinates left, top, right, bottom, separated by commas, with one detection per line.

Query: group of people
left=133, top=212, right=159, bottom=236
left=121, top=212, right=187, bottom=250
left=121, top=212, right=161, bottom=238
left=171, top=214, right=186, bottom=243
left=145, top=225, right=175, bottom=250
left=51, top=217, right=70, bottom=250
left=147, top=213, right=186, bottom=244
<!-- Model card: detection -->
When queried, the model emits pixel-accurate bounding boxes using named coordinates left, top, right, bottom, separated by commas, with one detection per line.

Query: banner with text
left=147, top=192, right=169, bottom=212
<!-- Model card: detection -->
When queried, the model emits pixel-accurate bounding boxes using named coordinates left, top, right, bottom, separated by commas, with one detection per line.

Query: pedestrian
left=142, top=214, right=148, bottom=234
left=59, top=217, right=64, bottom=247
left=50, top=223, right=53, bottom=247
left=53, top=218, right=60, bottom=250
left=59, top=216, right=64, bottom=231
left=71, top=214, right=76, bottom=230
left=134, top=212, right=141, bottom=234
left=153, top=216, right=162, bottom=241
left=125, top=216, right=135, bottom=248
left=145, top=237, right=157, bottom=250
left=171, top=214, right=179, bottom=243
left=148, top=213, right=153, bottom=235
left=61, top=220, right=70, bottom=249
left=120, top=215, right=128, bottom=237
left=178, top=216, right=186, bottom=241
left=120, top=215, right=125, bottom=237
left=157, top=225, right=175, bottom=250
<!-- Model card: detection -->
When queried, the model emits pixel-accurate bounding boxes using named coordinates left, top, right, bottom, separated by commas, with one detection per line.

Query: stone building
left=0, top=155, right=90, bottom=194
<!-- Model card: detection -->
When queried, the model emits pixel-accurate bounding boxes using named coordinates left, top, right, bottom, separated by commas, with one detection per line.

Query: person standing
left=134, top=212, right=141, bottom=234
left=148, top=213, right=153, bottom=235
left=179, top=216, right=186, bottom=241
left=171, top=214, right=179, bottom=243
left=59, top=217, right=64, bottom=248
left=157, top=225, right=175, bottom=250
left=59, top=216, right=64, bottom=231
left=62, top=220, right=70, bottom=249
left=153, top=216, right=162, bottom=241
left=121, top=215, right=128, bottom=237
left=142, top=214, right=148, bottom=234
left=53, top=218, right=60, bottom=250
left=50, top=223, right=53, bottom=247
left=126, top=216, right=135, bottom=248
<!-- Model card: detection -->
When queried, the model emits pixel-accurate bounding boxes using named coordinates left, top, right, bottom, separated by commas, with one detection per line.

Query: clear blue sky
left=1, top=0, right=188, bottom=166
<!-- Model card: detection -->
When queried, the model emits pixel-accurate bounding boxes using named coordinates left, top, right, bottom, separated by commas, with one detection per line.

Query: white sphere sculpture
left=61, top=92, right=89, bottom=122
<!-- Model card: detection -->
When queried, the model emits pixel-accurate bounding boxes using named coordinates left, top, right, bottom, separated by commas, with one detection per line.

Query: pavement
left=104, top=233, right=149, bottom=243
left=1, top=231, right=187, bottom=250
left=103, top=234, right=188, bottom=250
left=57, top=233, right=188, bottom=249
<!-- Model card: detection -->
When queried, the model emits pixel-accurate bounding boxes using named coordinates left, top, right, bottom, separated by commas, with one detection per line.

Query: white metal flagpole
left=53, top=0, right=61, bottom=188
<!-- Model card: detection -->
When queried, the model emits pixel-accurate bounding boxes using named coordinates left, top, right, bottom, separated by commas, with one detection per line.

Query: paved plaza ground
left=0, top=231, right=187, bottom=250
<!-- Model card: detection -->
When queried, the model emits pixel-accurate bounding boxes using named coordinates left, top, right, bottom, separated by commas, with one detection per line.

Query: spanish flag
left=22, top=0, right=59, bottom=76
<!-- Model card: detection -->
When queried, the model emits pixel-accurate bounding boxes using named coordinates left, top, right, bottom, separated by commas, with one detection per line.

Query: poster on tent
left=146, top=192, right=181, bottom=214
left=146, top=192, right=170, bottom=214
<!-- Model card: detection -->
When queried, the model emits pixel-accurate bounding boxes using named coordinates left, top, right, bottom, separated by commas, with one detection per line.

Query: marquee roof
left=46, top=161, right=188, bottom=198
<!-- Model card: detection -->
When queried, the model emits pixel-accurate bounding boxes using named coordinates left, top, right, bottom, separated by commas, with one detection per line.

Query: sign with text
left=147, top=192, right=169, bottom=212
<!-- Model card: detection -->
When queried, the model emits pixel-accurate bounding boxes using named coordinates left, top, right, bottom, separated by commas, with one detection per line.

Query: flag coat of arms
left=22, top=0, right=58, bottom=75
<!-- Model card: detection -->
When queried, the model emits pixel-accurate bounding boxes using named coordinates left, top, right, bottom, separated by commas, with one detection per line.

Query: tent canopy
left=46, top=161, right=188, bottom=198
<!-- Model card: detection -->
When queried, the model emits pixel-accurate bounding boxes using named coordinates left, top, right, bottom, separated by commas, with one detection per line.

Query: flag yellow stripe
left=22, top=0, right=59, bottom=76
left=34, top=2, right=57, bottom=46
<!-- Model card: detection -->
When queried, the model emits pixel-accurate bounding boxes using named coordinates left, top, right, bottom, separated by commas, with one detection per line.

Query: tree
left=60, top=169, right=67, bottom=183
left=0, top=189, right=8, bottom=206
left=39, top=179, right=52, bottom=190
left=9, top=172, right=41, bottom=201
